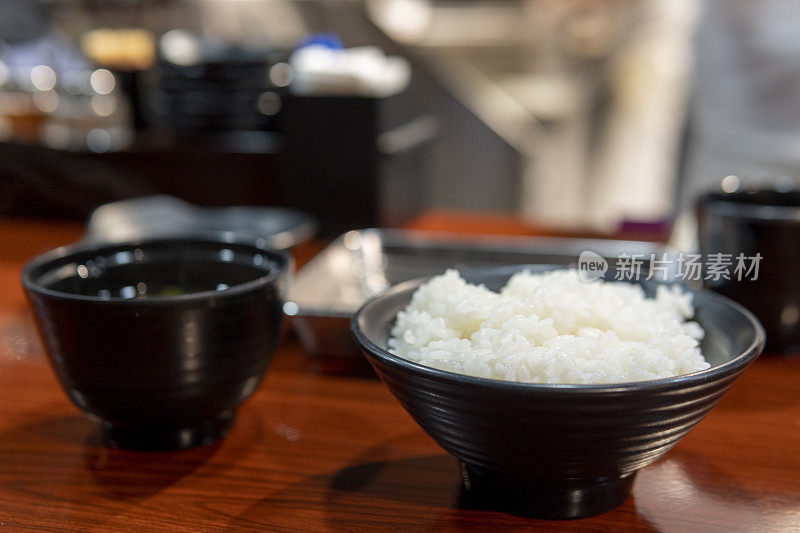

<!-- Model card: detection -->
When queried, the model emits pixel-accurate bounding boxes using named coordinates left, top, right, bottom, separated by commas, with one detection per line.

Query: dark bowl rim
left=351, top=266, right=766, bottom=394
left=20, top=235, right=291, bottom=304
left=697, top=189, right=800, bottom=222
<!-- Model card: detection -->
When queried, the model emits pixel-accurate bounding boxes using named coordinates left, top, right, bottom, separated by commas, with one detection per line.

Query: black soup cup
left=697, top=186, right=800, bottom=353
left=21, top=238, right=290, bottom=450
left=352, top=265, right=764, bottom=519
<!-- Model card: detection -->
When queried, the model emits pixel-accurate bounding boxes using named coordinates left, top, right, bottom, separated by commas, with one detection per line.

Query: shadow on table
left=227, top=453, right=468, bottom=530
left=0, top=413, right=221, bottom=502
left=228, top=441, right=657, bottom=531
left=82, top=425, right=223, bottom=500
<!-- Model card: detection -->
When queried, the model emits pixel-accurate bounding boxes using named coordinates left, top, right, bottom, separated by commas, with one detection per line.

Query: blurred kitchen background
left=0, top=0, right=791, bottom=239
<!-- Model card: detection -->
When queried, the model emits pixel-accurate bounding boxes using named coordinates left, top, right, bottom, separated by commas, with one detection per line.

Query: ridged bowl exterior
left=352, top=266, right=765, bottom=485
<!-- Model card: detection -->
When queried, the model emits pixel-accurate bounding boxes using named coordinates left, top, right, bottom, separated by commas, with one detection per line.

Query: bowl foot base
left=102, top=410, right=236, bottom=451
left=458, top=463, right=636, bottom=519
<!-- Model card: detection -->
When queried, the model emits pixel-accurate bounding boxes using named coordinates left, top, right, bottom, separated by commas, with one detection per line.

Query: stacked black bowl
left=151, top=32, right=289, bottom=143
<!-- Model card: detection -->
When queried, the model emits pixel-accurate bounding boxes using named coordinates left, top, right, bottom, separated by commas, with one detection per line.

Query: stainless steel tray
left=286, top=228, right=676, bottom=360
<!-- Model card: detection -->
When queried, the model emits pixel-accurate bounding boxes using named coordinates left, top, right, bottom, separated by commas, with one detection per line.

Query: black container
left=280, top=94, right=429, bottom=237
left=697, top=188, right=800, bottom=353
left=21, top=238, right=289, bottom=450
left=352, top=265, right=764, bottom=519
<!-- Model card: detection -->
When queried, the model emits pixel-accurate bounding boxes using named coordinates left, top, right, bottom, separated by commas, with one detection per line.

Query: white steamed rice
left=387, top=269, right=709, bottom=384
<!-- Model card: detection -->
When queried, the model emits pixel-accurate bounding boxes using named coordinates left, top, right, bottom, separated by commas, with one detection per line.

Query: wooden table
left=2, top=218, right=799, bottom=532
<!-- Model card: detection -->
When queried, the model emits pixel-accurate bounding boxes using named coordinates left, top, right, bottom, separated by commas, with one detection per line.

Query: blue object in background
left=297, top=33, right=344, bottom=50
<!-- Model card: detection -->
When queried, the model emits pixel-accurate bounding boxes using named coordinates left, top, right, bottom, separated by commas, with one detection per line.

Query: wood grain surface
left=1, top=217, right=799, bottom=532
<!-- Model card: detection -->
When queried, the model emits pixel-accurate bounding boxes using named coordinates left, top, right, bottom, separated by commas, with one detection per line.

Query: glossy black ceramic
left=352, top=265, right=764, bottom=519
left=697, top=188, right=800, bottom=352
left=22, top=238, right=289, bottom=450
